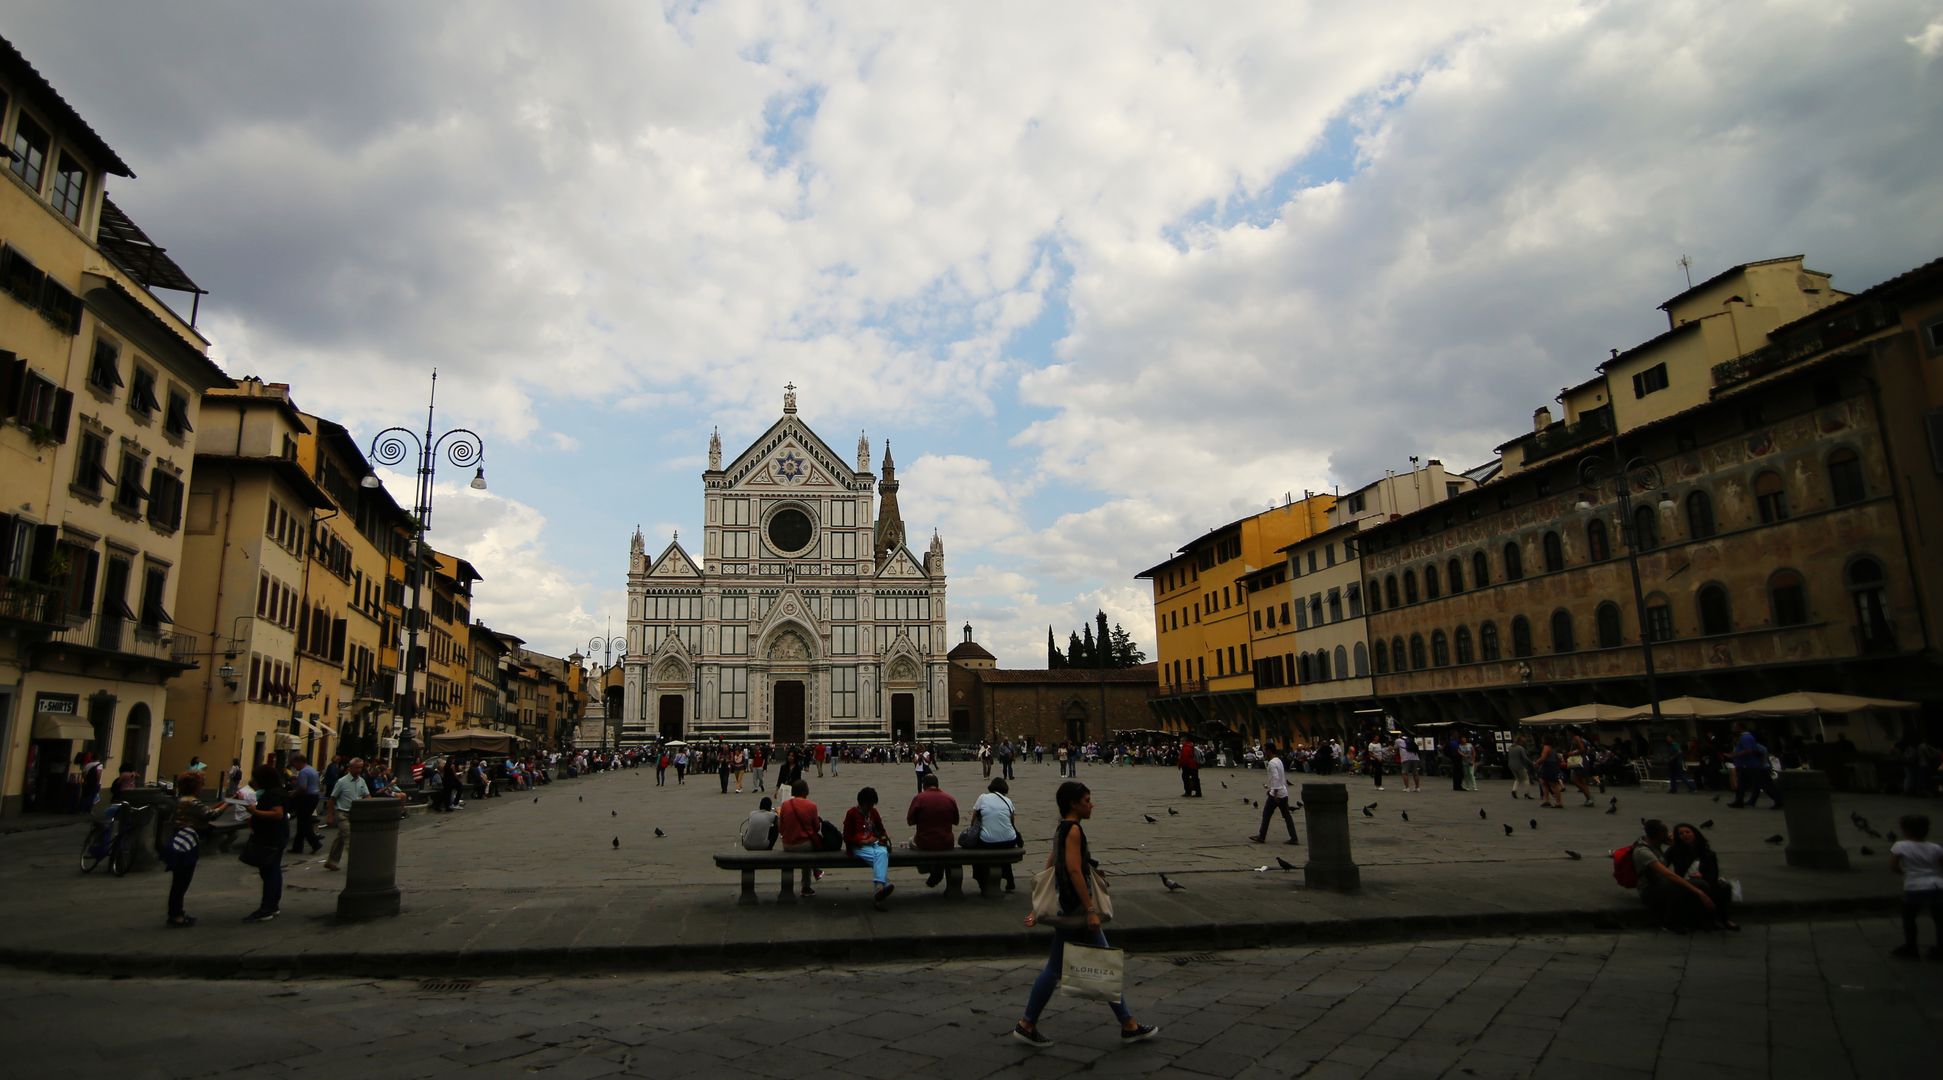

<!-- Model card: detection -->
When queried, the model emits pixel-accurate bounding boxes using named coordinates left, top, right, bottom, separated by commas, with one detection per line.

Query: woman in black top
left=245, top=763, right=289, bottom=922
left=1012, top=781, right=1157, bottom=1048
left=1668, top=822, right=1738, bottom=931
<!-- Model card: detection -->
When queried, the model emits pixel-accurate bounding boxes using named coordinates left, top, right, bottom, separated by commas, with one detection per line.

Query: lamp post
left=361, top=370, right=486, bottom=763
left=588, top=621, right=627, bottom=753
left=291, top=678, right=323, bottom=753
left=1575, top=446, right=1676, bottom=728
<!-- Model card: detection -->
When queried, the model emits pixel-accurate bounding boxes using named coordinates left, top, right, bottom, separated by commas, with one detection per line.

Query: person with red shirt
left=843, top=786, right=895, bottom=909
left=777, top=780, right=822, bottom=897
left=1177, top=738, right=1202, bottom=798
left=906, top=773, right=960, bottom=887
left=814, top=743, right=828, bottom=777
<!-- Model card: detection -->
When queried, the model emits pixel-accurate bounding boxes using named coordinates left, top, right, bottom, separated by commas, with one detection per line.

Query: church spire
left=707, top=427, right=722, bottom=471
left=873, top=439, right=904, bottom=568
left=857, top=430, right=870, bottom=472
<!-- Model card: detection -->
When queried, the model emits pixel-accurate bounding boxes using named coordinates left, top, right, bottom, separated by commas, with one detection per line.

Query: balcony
left=1153, top=679, right=1207, bottom=698
left=1712, top=301, right=1898, bottom=390
left=0, top=578, right=63, bottom=626
left=37, top=613, right=186, bottom=665
left=1522, top=406, right=1613, bottom=465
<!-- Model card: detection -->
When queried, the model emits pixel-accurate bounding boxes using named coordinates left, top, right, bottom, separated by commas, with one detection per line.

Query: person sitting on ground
left=1668, top=822, right=1739, bottom=931
left=907, top=773, right=960, bottom=887
left=741, top=796, right=780, bottom=851
left=1632, top=819, right=1716, bottom=933
left=777, top=780, right=821, bottom=897
left=844, top=786, right=895, bottom=909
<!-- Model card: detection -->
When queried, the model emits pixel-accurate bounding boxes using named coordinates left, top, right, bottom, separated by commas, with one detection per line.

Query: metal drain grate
left=419, top=978, right=476, bottom=992
left=1169, top=952, right=1231, bottom=966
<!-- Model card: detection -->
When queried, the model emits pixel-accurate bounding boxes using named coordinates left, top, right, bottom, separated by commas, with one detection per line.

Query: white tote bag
left=1059, top=942, right=1125, bottom=1003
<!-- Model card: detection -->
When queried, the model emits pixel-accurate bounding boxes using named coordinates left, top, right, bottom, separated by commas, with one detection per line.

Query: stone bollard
left=336, top=797, right=405, bottom=920
left=1778, top=770, right=1850, bottom=871
left=1300, top=783, right=1360, bottom=892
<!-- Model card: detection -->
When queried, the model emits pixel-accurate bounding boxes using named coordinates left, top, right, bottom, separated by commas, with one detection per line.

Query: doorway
left=658, top=695, right=685, bottom=740
left=1064, top=702, right=1088, bottom=745
left=891, top=693, right=915, bottom=744
left=774, top=681, right=805, bottom=744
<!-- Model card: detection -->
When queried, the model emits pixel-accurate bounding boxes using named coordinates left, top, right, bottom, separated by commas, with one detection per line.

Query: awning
left=1738, top=691, right=1920, bottom=717
left=33, top=713, right=93, bottom=741
left=1627, top=696, right=1747, bottom=721
left=1517, top=703, right=1642, bottom=727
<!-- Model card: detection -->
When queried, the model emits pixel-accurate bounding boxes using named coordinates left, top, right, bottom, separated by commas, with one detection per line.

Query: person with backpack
left=1620, top=819, right=1716, bottom=932
left=1727, top=725, right=1783, bottom=809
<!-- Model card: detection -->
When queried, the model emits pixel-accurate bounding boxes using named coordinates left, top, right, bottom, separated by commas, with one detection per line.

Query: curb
left=0, top=894, right=1900, bottom=981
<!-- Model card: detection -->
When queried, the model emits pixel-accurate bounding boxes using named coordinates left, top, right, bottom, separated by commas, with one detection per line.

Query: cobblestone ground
left=5, top=921, right=1938, bottom=1080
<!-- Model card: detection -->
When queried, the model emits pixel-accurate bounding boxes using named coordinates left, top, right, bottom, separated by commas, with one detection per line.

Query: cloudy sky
left=9, top=1, right=1942, bottom=666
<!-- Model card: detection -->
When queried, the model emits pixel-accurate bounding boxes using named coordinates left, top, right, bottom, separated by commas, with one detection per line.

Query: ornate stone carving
left=771, top=630, right=810, bottom=662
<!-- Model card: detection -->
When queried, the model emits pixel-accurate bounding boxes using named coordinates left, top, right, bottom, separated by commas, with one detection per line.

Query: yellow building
left=1, top=36, right=230, bottom=814
left=1138, top=496, right=1333, bottom=735
left=424, top=551, right=480, bottom=742
left=159, top=379, right=329, bottom=777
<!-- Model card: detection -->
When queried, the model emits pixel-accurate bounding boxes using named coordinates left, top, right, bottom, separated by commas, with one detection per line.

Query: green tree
left=1067, top=630, right=1086, bottom=668
left=1095, top=610, right=1111, bottom=667
left=1110, top=622, right=1146, bottom=666
left=1047, top=626, right=1065, bottom=669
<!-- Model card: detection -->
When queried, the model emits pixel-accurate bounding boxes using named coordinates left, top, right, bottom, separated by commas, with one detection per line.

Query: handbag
left=1028, top=862, right=1114, bottom=928
left=1058, top=941, right=1125, bottom=1003
left=958, top=808, right=982, bottom=848
left=239, top=838, right=275, bottom=868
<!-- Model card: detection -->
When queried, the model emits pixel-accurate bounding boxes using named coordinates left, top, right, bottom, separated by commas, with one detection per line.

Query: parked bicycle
left=80, top=801, right=153, bottom=877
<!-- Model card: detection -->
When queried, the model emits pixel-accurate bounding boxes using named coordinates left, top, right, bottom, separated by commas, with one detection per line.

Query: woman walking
left=1012, top=781, right=1158, bottom=1048
left=1536, top=738, right=1565, bottom=808
left=244, top=763, right=289, bottom=922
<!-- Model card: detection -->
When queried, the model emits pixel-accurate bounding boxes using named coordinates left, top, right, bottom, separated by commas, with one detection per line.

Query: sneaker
left=1285, top=838, right=1301, bottom=845
left=799, top=887, right=816, bottom=897
left=1120, top=1024, right=1159, bottom=1043
left=1891, top=944, right=1919, bottom=959
left=1247, top=835, right=1265, bottom=844
left=1011, top=1024, right=1054, bottom=1047
left=167, top=916, right=197, bottom=928
left=814, top=869, right=825, bottom=881
left=323, top=862, right=339, bottom=871
left=243, top=910, right=279, bottom=923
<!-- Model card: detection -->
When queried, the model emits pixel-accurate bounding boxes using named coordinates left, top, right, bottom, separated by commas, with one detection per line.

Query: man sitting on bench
left=777, top=780, right=822, bottom=897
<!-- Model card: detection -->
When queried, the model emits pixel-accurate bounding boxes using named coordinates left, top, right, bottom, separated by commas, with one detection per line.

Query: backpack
left=1612, top=844, right=1640, bottom=889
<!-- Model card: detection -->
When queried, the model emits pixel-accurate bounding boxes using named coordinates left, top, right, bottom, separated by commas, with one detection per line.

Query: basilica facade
left=619, top=389, right=950, bottom=747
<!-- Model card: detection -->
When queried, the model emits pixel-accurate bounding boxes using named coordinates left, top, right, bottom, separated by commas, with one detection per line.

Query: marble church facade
left=619, top=389, right=950, bottom=747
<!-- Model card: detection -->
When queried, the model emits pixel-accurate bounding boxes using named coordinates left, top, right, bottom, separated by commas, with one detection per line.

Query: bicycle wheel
left=80, top=824, right=106, bottom=873
left=111, top=829, right=136, bottom=875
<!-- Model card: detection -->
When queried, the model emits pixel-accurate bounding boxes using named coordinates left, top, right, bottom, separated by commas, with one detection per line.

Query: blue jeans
left=1024, top=926, right=1131, bottom=1025
left=853, top=843, right=889, bottom=886
left=1666, top=762, right=1696, bottom=792
left=257, top=857, right=283, bottom=914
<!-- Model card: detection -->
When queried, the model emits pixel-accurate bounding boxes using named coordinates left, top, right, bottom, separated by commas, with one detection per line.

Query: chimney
left=1533, top=406, right=1552, bottom=432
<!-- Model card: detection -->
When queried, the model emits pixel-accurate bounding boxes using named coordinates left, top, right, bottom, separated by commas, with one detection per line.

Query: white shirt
left=1264, top=757, right=1289, bottom=799
left=1395, top=737, right=1418, bottom=763
left=1892, top=839, right=1943, bottom=891
left=972, top=791, right=1017, bottom=843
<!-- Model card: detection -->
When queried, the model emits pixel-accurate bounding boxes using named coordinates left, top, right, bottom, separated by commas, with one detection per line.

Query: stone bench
left=714, top=847, right=1026, bottom=905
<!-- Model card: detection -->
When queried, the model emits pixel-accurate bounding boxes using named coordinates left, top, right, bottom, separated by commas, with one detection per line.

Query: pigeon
left=1529, top=819, right=1538, bottom=830
left=1610, top=796, right=1619, bottom=807
left=1699, top=820, right=1714, bottom=829
left=654, top=827, right=666, bottom=838
left=1221, top=781, right=1228, bottom=789
left=1859, top=845, right=1875, bottom=856
left=1564, top=850, right=1583, bottom=860
left=578, top=796, right=583, bottom=803
left=612, top=837, right=619, bottom=849
left=1252, top=800, right=1260, bottom=809
left=1295, top=802, right=1303, bottom=810
left=1168, top=808, right=1179, bottom=816
left=1502, top=824, right=1513, bottom=836
left=1361, top=807, right=1374, bottom=818
left=1144, top=814, right=1158, bottom=824
left=1159, top=873, right=1187, bottom=892
left=533, top=797, right=539, bottom=803
left=1364, top=802, right=1379, bottom=812
left=1401, top=811, right=1409, bottom=822
left=1764, top=834, right=1785, bottom=845
left=1277, top=857, right=1298, bottom=871
left=1241, top=797, right=1250, bottom=805
left=1252, top=866, right=1270, bottom=873
left=1478, top=808, right=1487, bottom=820
left=611, top=810, right=617, bottom=817
left=1604, top=804, right=1618, bottom=815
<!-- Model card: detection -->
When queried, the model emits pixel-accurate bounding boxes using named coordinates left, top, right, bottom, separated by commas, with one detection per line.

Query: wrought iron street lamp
left=1575, top=444, right=1676, bottom=728
left=360, top=370, right=486, bottom=761
left=587, top=619, right=626, bottom=752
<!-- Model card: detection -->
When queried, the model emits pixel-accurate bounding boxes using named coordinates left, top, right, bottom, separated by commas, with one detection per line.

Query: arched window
left=1768, top=569, right=1808, bottom=626
left=1403, top=569, right=1419, bottom=604
left=1586, top=519, right=1611, bottom=561
left=1632, top=504, right=1660, bottom=551
left=1542, top=531, right=1565, bottom=572
left=1454, top=626, right=1474, bottom=664
left=1424, top=564, right=1440, bottom=599
left=1430, top=630, right=1450, bottom=667
left=1645, top=593, right=1675, bottom=642
left=1848, top=557, right=1892, bottom=650
left=1473, top=551, right=1489, bottom=587
left=1334, top=645, right=1349, bottom=678
left=1755, top=470, right=1788, bottom=523
left=1366, top=579, right=1382, bottom=613
left=1510, top=616, right=1533, bottom=657
left=1316, top=649, right=1331, bottom=681
left=1503, top=542, right=1524, bottom=581
left=1373, top=640, right=1389, bottom=675
left=1409, top=634, right=1427, bottom=670
left=1595, top=602, right=1623, bottom=648
left=1697, top=583, right=1733, bottom=636
left=1353, top=642, right=1369, bottom=677
left=1828, top=448, right=1865, bottom=506
left=1685, top=490, right=1716, bottom=539
left=1549, top=609, right=1575, bottom=653
left=1385, top=575, right=1400, bottom=609
left=1391, top=637, right=1406, bottom=670
left=1348, top=582, right=1363, bottom=617
left=1447, top=557, right=1464, bottom=593
left=1297, top=652, right=1312, bottom=683
left=1479, top=621, right=1501, bottom=661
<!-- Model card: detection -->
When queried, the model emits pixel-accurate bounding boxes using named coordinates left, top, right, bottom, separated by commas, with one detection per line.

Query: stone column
left=1300, top=783, right=1360, bottom=892
left=335, top=797, right=405, bottom=920
left=1778, top=769, right=1850, bottom=871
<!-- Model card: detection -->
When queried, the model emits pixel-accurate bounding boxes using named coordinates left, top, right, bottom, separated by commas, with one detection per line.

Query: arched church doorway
left=1063, top=701, right=1088, bottom=745
left=658, top=696, right=684, bottom=740
left=774, top=681, right=806, bottom=744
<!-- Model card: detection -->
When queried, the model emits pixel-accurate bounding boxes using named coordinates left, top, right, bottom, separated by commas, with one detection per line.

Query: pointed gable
left=649, top=540, right=700, bottom=578
left=719, top=414, right=861, bottom=492
left=876, top=547, right=927, bottom=580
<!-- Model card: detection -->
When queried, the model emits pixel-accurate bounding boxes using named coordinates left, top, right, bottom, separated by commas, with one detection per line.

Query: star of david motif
left=775, top=451, right=807, bottom=484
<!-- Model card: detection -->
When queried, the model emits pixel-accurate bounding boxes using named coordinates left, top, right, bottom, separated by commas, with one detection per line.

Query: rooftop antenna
left=1678, top=254, right=1693, bottom=289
